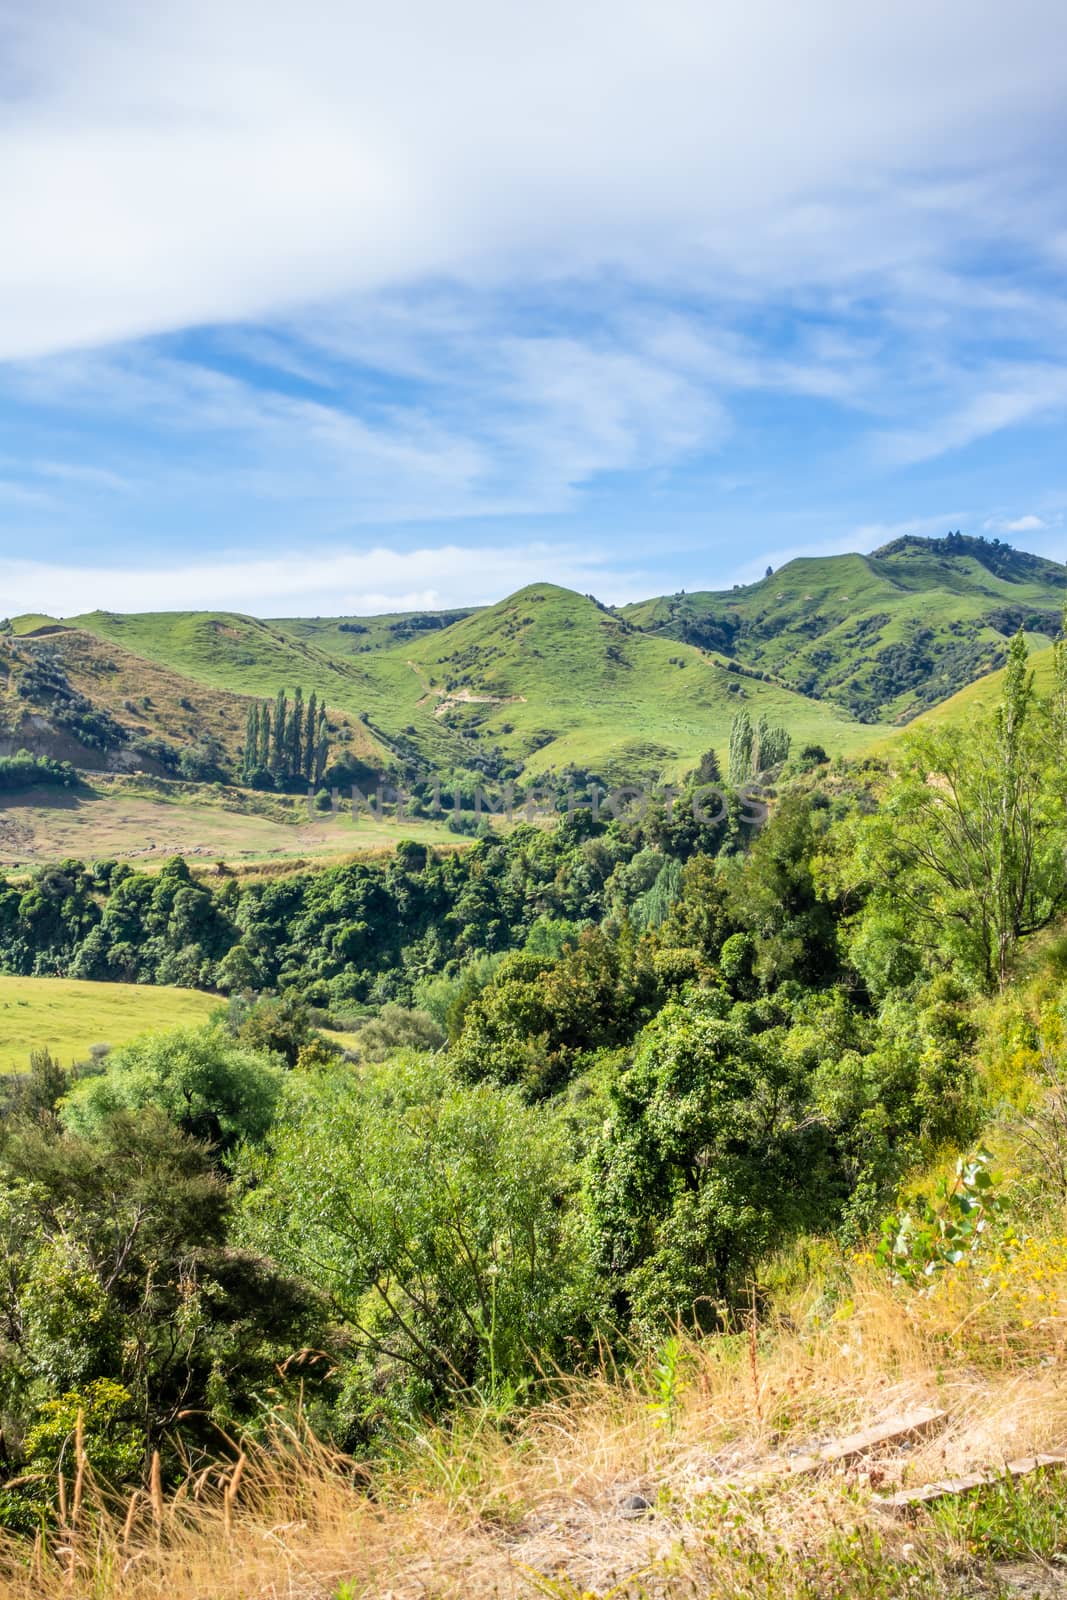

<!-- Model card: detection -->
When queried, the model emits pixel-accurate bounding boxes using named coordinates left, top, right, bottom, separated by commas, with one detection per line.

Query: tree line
left=242, top=687, right=329, bottom=787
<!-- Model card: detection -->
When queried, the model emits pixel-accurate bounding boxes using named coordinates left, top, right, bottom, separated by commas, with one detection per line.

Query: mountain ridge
left=5, top=533, right=1063, bottom=788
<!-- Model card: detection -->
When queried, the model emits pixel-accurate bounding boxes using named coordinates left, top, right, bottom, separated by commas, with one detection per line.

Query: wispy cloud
left=3, top=0, right=1067, bottom=592
left=875, top=366, right=1067, bottom=465
left=0, top=543, right=655, bottom=618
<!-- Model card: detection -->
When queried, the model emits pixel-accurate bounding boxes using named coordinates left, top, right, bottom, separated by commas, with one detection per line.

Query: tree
left=586, top=992, right=829, bottom=1333
left=724, top=794, right=838, bottom=989
left=60, top=1026, right=282, bottom=1151
left=695, top=746, right=721, bottom=784
left=304, top=692, right=318, bottom=782
left=288, top=686, right=304, bottom=779
left=244, top=702, right=260, bottom=781
left=0, top=1108, right=327, bottom=1488
left=260, top=702, right=272, bottom=769
left=271, top=689, right=288, bottom=774
left=313, top=706, right=329, bottom=786
left=728, top=711, right=753, bottom=785
left=848, top=632, right=1066, bottom=989
left=751, top=714, right=790, bottom=773
left=240, top=1057, right=592, bottom=1410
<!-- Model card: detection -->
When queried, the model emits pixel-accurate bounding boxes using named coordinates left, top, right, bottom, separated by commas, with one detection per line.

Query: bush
left=60, top=1025, right=282, bottom=1151
left=0, top=751, right=77, bottom=791
left=240, top=1057, right=595, bottom=1412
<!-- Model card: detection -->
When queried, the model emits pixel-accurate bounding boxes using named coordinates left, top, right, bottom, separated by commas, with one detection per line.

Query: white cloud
left=985, top=513, right=1048, bottom=534
left=0, top=543, right=655, bottom=618
left=0, top=313, right=736, bottom=522
left=2, top=1, right=1067, bottom=362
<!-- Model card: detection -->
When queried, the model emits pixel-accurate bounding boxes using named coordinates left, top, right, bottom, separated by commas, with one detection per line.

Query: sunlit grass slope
left=66, top=588, right=886, bottom=782
left=622, top=535, right=1066, bottom=723
left=0, top=975, right=219, bottom=1072
left=399, top=582, right=886, bottom=778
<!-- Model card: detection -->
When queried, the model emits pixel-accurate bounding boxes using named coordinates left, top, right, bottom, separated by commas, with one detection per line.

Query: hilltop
left=621, top=533, right=1066, bottom=722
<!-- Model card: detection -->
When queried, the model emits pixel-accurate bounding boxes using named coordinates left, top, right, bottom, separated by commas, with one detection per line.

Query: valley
left=6, top=535, right=1059, bottom=866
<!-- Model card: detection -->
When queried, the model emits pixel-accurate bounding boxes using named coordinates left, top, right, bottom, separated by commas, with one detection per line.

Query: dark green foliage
left=177, top=736, right=227, bottom=782
left=0, top=751, right=78, bottom=791
left=241, top=686, right=326, bottom=787
left=0, top=1108, right=326, bottom=1506
left=722, top=793, right=839, bottom=989
left=451, top=925, right=663, bottom=1098
left=586, top=991, right=835, bottom=1331
left=232, top=991, right=319, bottom=1068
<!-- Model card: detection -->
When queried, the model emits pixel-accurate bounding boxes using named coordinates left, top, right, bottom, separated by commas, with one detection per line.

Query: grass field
left=0, top=975, right=220, bottom=1071
left=0, top=776, right=468, bottom=869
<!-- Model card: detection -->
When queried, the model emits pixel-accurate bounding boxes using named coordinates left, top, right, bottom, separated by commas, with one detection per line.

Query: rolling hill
left=3, top=533, right=1063, bottom=835
left=621, top=533, right=1066, bottom=723
left=32, top=587, right=884, bottom=786
left=0, top=622, right=382, bottom=775
left=395, top=583, right=879, bottom=780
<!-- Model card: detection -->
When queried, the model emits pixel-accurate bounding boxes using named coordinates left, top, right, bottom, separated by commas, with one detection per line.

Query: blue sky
left=2, top=0, right=1067, bottom=615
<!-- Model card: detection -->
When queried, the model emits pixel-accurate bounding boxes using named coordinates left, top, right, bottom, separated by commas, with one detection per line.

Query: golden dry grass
left=5, top=1241, right=1067, bottom=1600
left=0, top=777, right=467, bottom=870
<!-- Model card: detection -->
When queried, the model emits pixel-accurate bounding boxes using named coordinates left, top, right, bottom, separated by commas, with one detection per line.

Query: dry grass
left=0, top=778, right=466, bottom=870
left=4, top=1243, right=1067, bottom=1600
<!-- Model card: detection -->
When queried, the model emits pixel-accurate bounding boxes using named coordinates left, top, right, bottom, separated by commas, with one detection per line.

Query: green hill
left=16, top=534, right=1062, bottom=792
left=862, top=630, right=1058, bottom=753
left=395, top=582, right=878, bottom=780
left=621, top=534, right=1066, bottom=724
left=1, top=623, right=380, bottom=777
left=59, top=589, right=881, bottom=785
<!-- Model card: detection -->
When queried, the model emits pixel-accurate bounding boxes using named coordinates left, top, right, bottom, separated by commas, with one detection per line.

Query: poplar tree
left=313, top=707, right=329, bottom=786
left=260, top=704, right=272, bottom=769
left=304, top=693, right=318, bottom=782
left=244, top=703, right=260, bottom=779
left=289, top=686, right=304, bottom=779
left=272, top=690, right=288, bottom=773
left=728, top=711, right=753, bottom=785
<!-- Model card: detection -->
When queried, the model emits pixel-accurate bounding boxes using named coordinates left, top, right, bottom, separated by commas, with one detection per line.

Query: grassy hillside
left=622, top=534, right=1066, bottom=723
left=1, top=626, right=382, bottom=778
left=862, top=630, right=1058, bottom=752
left=66, top=589, right=884, bottom=784
left=400, top=583, right=883, bottom=779
left=0, top=974, right=219, bottom=1071
left=13, top=534, right=1060, bottom=793
left=61, top=610, right=399, bottom=765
